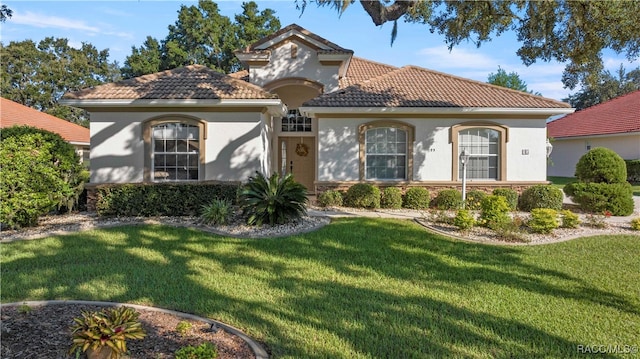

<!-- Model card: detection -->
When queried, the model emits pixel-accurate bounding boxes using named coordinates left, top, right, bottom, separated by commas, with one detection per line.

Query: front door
left=279, top=137, right=316, bottom=194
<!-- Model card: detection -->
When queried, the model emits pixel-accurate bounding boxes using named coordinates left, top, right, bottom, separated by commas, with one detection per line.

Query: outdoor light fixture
left=459, top=149, right=470, bottom=208
left=546, top=139, right=553, bottom=158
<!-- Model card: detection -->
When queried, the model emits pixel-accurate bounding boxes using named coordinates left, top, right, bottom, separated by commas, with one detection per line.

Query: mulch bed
left=1, top=303, right=256, bottom=358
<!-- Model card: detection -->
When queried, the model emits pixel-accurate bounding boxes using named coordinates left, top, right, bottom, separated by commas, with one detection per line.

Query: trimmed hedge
left=95, top=182, right=240, bottom=217
left=625, top=159, right=640, bottom=183
left=402, top=187, right=430, bottom=209
left=564, top=181, right=634, bottom=216
left=518, top=185, right=563, bottom=212
left=381, top=187, right=403, bottom=209
left=317, top=190, right=343, bottom=207
left=575, top=147, right=627, bottom=184
left=344, top=183, right=381, bottom=209
left=432, top=189, right=463, bottom=210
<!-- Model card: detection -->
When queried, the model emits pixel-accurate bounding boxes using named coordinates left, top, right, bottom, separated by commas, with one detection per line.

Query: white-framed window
left=152, top=123, right=199, bottom=181
left=282, top=109, right=312, bottom=132
left=458, top=128, right=500, bottom=180
left=365, top=127, right=407, bottom=180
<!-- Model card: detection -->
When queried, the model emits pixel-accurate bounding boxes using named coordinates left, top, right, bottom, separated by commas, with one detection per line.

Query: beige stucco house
left=62, top=24, right=574, bottom=193
left=547, top=90, right=640, bottom=178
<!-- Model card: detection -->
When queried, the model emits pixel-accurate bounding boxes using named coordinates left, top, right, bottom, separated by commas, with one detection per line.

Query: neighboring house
left=547, top=90, right=640, bottom=178
left=1, top=97, right=90, bottom=164
left=61, top=24, right=573, bottom=193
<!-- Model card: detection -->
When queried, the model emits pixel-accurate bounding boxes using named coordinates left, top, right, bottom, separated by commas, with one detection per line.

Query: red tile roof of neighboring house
left=64, top=65, right=277, bottom=100
left=547, top=90, right=640, bottom=138
left=1, top=98, right=89, bottom=145
left=305, top=65, right=571, bottom=108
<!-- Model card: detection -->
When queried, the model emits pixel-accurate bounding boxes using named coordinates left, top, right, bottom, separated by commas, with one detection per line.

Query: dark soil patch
left=1, top=303, right=255, bottom=358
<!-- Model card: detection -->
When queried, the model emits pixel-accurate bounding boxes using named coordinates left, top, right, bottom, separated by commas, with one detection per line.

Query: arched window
left=152, top=123, right=199, bottom=181
left=142, top=117, right=207, bottom=182
left=451, top=123, right=508, bottom=181
left=458, top=128, right=500, bottom=180
left=359, top=121, right=414, bottom=181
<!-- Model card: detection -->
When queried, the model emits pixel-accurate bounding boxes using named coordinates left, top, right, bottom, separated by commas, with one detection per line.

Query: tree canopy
left=122, top=0, right=280, bottom=78
left=487, top=66, right=540, bottom=95
left=299, top=0, right=640, bottom=90
left=564, top=65, right=640, bottom=110
left=0, top=38, right=117, bottom=127
left=0, top=4, right=12, bottom=22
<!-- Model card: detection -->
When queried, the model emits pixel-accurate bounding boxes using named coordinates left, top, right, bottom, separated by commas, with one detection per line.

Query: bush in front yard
left=492, top=188, right=519, bottom=211
left=453, top=209, right=476, bottom=231
left=625, top=159, right=640, bottom=183
left=432, top=189, right=463, bottom=210
left=631, top=218, right=640, bottom=231
left=478, top=195, right=511, bottom=230
left=240, top=172, right=308, bottom=226
left=575, top=147, right=627, bottom=184
left=518, top=185, right=563, bottom=212
left=402, top=187, right=430, bottom=209
left=527, top=208, right=559, bottom=234
left=560, top=210, right=581, bottom=229
left=96, top=182, right=239, bottom=217
left=464, top=190, right=486, bottom=210
left=0, top=127, right=89, bottom=228
left=317, top=190, right=343, bottom=207
left=344, top=183, right=381, bottom=209
left=200, top=199, right=232, bottom=225
left=564, top=181, right=634, bottom=216
left=381, top=187, right=403, bottom=209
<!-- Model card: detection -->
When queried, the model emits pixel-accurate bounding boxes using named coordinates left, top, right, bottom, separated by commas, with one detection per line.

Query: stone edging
left=0, top=300, right=269, bottom=359
left=414, top=218, right=608, bottom=246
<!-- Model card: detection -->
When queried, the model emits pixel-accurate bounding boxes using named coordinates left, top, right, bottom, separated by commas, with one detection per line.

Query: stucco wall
left=250, top=41, right=340, bottom=93
left=89, top=111, right=269, bottom=184
left=547, top=133, right=640, bottom=177
left=317, top=117, right=549, bottom=182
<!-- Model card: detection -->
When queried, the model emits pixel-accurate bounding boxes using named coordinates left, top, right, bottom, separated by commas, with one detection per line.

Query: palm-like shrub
left=200, top=199, right=232, bottom=225
left=240, top=172, right=308, bottom=226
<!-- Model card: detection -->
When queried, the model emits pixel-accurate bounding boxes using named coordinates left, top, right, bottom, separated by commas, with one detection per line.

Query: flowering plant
left=70, top=306, right=146, bottom=358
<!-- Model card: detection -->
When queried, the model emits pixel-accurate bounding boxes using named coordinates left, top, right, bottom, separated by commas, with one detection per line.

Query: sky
left=2, top=0, right=639, bottom=101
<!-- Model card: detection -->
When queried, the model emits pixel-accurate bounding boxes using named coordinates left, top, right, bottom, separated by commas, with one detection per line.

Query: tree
left=487, top=66, right=541, bottom=95
left=298, top=0, right=640, bottom=90
left=122, top=0, right=280, bottom=77
left=0, top=38, right=115, bottom=127
left=0, top=126, right=89, bottom=228
left=564, top=65, right=640, bottom=110
left=121, top=36, right=163, bottom=79
left=234, top=1, right=281, bottom=50
left=0, top=4, right=12, bottom=22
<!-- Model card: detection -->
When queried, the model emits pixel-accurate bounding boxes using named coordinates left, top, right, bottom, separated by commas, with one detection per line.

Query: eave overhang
left=299, top=106, right=576, bottom=118
left=60, top=99, right=287, bottom=116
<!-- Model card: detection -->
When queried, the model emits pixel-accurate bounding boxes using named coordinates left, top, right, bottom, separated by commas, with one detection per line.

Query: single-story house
left=61, top=24, right=573, bottom=193
left=547, top=90, right=640, bottom=178
left=1, top=97, right=90, bottom=163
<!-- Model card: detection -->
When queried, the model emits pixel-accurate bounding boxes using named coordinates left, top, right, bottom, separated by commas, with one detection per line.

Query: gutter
left=299, top=106, right=576, bottom=117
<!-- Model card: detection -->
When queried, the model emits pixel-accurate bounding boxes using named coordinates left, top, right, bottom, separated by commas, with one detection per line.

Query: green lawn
left=549, top=176, right=640, bottom=196
left=2, top=219, right=639, bottom=358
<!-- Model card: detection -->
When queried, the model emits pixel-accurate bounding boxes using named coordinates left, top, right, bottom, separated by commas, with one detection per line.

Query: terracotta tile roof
left=239, top=23, right=352, bottom=53
left=339, top=57, right=398, bottom=88
left=64, top=65, right=277, bottom=100
left=548, top=90, right=640, bottom=138
left=1, top=97, right=89, bottom=145
left=228, top=69, right=249, bottom=82
left=306, top=65, right=571, bottom=108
